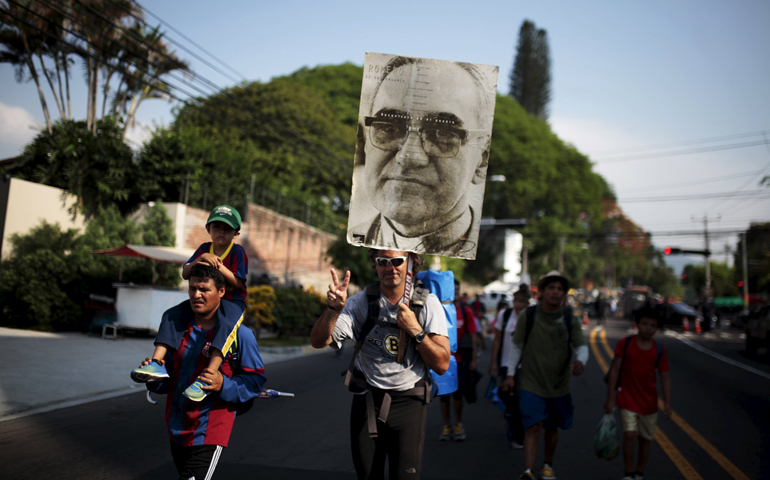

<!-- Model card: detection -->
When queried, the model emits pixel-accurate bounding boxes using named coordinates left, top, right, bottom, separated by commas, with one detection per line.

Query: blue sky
left=2, top=0, right=769, bottom=273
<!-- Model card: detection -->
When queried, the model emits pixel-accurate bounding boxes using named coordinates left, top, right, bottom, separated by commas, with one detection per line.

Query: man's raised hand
left=328, top=268, right=350, bottom=312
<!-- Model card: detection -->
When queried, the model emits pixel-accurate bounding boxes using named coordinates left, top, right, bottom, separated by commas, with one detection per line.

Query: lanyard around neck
left=209, top=242, right=233, bottom=260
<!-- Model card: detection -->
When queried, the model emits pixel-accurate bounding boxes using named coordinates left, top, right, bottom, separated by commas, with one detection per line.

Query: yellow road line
left=658, top=400, right=751, bottom=480
left=598, top=329, right=750, bottom=480
left=589, top=329, right=608, bottom=372
left=599, top=329, right=614, bottom=358
left=653, top=429, right=705, bottom=480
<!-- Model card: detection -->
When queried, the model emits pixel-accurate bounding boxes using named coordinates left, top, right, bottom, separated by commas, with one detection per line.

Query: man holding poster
left=348, top=54, right=498, bottom=260
left=311, top=251, right=450, bottom=480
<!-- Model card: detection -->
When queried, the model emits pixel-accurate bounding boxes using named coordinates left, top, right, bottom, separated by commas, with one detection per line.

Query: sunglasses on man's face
left=375, top=256, right=407, bottom=268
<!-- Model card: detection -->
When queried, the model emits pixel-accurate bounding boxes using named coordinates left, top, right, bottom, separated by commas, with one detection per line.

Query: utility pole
left=703, top=215, right=711, bottom=291
left=741, top=233, right=749, bottom=306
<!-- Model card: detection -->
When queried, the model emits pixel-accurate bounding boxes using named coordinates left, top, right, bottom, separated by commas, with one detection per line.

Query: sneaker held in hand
left=130, top=360, right=169, bottom=383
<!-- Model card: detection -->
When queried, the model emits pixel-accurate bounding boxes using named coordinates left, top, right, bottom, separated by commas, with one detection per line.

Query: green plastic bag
left=594, top=413, right=620, bottom=460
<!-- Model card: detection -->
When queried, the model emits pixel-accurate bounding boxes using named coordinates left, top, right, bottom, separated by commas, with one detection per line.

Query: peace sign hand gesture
left=328, top=268, right=351, bottom=312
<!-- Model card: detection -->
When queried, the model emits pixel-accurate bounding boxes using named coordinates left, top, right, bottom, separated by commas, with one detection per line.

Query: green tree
left=0, top=222, right=83, bottom=330
left=2, top=118, right=136, bottom=217
left=140, top=202, right=180, bottom=287
left=272, top=287, right=324, bottom=338
left=509, top=20, right=552, bottom=120
left=682, top=262, right=738, bottom=298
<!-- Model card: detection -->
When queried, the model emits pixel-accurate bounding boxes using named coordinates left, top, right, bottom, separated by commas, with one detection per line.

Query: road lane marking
left=653, top=429, right=705, bottom=480
left=669, top=331, right=770, bottom=381
left=589, top=329, right=608, bottom=372
left=657, top=399, right=751, bottom=480
left=596, top=328, right=752, bottom=480
left=600, top=329, right=614, bottom=358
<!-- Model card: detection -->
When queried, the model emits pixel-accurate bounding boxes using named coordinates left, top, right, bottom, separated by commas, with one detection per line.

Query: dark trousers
left=350, top=390, right=428, bottom=480
left=499, top=366, right=525, bottom=444
left=170, top=442, right=223, bottom=480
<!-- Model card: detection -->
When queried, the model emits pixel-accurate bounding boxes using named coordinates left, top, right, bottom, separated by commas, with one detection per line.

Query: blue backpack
left=416, top=270, right=458, bottom=396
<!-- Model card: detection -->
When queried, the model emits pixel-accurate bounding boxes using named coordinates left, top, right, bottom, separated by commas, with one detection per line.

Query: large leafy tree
left=509, top=19, right=552, bottom=120
left=3, top=117, right=136, bottom=217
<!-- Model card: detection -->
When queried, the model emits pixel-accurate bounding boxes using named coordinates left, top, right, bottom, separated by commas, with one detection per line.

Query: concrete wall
left=0, top=177, right=87, bottom=259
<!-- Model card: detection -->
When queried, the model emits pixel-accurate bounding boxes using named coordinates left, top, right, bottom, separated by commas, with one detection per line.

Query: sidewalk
left=0, top=327, right=327, bottom=421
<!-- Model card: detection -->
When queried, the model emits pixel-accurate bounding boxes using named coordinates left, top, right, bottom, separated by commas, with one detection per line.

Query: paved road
left=1, top=319, right=768, bottom=479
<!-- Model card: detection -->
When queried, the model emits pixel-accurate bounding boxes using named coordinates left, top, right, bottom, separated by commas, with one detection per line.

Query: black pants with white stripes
left=170, top=442, right=223, bottom=480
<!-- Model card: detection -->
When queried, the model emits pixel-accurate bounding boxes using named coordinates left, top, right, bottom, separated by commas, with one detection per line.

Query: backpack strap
left=615, top=335, right=633, bottom=390
left=343, top=282, right=382, bottom=388
left=562, top=307, right=574, bottom=375
left=514, top=305, right=538, bottom=370
left=342, top=281, right=433, bottom=438
left=502, top=307, right=515, bottom=331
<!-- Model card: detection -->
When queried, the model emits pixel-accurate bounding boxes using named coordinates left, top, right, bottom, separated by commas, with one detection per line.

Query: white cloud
left=0, top=101, right=38, bottom=147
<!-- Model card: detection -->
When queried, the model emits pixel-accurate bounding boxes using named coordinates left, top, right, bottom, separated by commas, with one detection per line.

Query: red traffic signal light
left=681, top=273, right=687, bottom=280
left=738, top=280, right=744, bottom=287
left=664, top=247, right=672, bottom=255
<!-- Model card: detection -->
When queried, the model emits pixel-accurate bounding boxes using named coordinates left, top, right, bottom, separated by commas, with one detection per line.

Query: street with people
left=0, top=313, right=767, bottom=479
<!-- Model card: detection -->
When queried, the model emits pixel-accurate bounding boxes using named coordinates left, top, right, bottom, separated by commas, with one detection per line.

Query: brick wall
left=181, top=203, right=336, bottom=291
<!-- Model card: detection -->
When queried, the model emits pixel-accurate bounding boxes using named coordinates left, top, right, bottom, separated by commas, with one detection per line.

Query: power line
left=59, top=0, right=353, bottom=173
left=126, top=0, right=248, bottom=84
left=1, top=1, right=352, bottom=195
left=706, top=134, right=770, bottom=213
left=595, top=139, right=768, bottom=164
left=623, top=169, right=765, bottom=193
left=589, top=129, right=770, bottom=157
left=7, top=0, right=352, bottom=181
left=619, top=190, right=770, bottom=203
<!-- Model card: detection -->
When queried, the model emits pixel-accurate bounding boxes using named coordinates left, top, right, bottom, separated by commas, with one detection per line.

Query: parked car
left=661, top=302, right=702, bottom=330
left=745, top=305, right=770, bottom=357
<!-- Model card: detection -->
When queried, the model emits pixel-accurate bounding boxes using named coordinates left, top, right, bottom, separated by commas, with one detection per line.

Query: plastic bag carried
left=594, top=413, right=620, bottom=460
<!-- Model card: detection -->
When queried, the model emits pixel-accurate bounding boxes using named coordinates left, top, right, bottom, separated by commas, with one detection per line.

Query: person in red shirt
left=439, top=279, right=479, bottom=442
left=604, top=307, right=672, bottom=480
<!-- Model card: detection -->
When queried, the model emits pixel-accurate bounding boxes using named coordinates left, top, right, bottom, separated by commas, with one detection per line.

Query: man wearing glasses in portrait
left=348, top=55, right=498, bottom=259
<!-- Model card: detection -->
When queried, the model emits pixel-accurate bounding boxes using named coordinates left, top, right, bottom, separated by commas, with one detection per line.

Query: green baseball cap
left=206, top=205, right=241, bottom=230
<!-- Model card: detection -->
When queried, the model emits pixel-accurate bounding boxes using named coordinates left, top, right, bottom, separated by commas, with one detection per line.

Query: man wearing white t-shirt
left=490, top=285, right=531, bottom=448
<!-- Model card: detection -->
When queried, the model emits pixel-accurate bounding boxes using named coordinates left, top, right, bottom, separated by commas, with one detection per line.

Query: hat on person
left=538, top=270, right=569, bottom=292
left=206, top=205, right=241, bottom=230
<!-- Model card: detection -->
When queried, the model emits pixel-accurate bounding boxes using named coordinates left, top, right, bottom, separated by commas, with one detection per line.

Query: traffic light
left=738, top=280, right=744, bottom=288
left=664, top=247, right=682, bottom=255
left=681, top=273, right=687, bottom=280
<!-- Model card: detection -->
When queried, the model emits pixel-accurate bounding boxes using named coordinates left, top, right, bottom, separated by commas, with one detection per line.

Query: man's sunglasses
left=375, top=256, right=407, bottom=268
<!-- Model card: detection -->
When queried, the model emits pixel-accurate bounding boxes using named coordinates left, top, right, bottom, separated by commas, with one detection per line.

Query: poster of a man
left=347, top=53, right=499, bottom=259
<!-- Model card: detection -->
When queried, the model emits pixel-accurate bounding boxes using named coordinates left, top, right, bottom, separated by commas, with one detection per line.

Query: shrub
left=246, top=285, right=276, bottom=330
left=272, top=286, right=325, bottom=337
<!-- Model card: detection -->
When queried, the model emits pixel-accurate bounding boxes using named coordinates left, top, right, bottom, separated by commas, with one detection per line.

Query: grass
left=257, top=335, right=310, bottom=347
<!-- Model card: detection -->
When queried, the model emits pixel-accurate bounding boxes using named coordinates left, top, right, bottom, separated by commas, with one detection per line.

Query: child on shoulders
left=131, top=205, right=248, bottom=402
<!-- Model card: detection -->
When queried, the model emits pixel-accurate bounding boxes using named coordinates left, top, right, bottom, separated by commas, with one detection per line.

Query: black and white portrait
left=347, top=53, right=499, bottom=259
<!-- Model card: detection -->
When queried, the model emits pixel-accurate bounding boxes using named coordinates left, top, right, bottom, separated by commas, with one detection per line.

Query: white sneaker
left=511, top=441, right=523, bottom=449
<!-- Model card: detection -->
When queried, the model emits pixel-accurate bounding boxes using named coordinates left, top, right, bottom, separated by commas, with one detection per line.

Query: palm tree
left=0, top=0, right=53, bottom=133
left=118, top=23, right=189, bottom=138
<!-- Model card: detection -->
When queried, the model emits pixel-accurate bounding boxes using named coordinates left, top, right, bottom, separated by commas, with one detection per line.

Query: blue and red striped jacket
left=148, top=301, right=265, bottom=447
left=186, top=242, right=248, bottom=302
